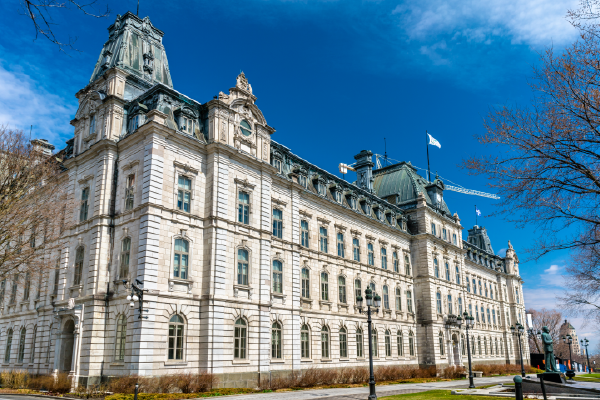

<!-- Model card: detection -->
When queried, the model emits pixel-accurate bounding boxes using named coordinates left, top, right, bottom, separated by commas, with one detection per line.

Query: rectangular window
left=452, top=233, right=457, bottom=245
left=237, top=250, right=249, bottom=286
left=406, top=291, right=413, bottom=313
left=338, top=276, right=346, bottom=303
left=381, top=248, right=388, bottom=270
left=173, top=239, right=189, bottom=279
left=356, top=330, right=363, bottom=358
left=319, top=227, right=328, bottom=253
left=354, top=279, right=361, bottom=302
left=301, top=220, right=309, bottom=247
left=353, top=238, right=360, bottom=262
left=89, top=114, right=96, bottom=135
left=321, top=273, right=329, bottom=301
left=467, top=277, right=471, bottom=293
left=395, top=288, right=402, bottom=311
left=442, top=228, right=447, bottom=240
left=301, top=269, right=310, bottom=298
left=177, top=176, right=192, bottom=212
left=476, top=305, right=480, bottom=322
left=80, top=187, right=89, bottom=221
left=455, top=266, right=460, bottom=284
left=272, top=209, right=283, bottom=238
left=272, top=261, right=283, bottom=294
left=337, top=233, right=345, bottom=257
left=125, top=174, right=135, bottom=210
left=10, top=275, right=18, bottom=304
left=492, top=309, right=496, bottom=324
left=238, top=191, right=250, bottom=224
left=23, top=272, right=30, bottom=301
left=120, top=238, right=131, bottom=278
left=53, top=254, right=60, bottom=296
left=447, top=294, right=452, bottom=314
left=340, top=330, right=347, bottom=358
left=393, top=252, right=399, bottom=273
left=74, top=248, right=84, bottom=286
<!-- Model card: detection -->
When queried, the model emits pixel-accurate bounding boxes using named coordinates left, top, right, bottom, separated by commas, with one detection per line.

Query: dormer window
left=346, top=195, right=357, bottom=210
left=386, top=212, right=395, bottom=225
left=89, top=115, right=96, bottom=136
left=314, top=178, right=326, bottom=196
left=240, top=120, right=252, bottom=136
left=331, top=187, right=342, bottom=203
left=298, top=174, right=307, bottom=188
left=375, top=208, right=383, bottom=221
left=361, top=200, right=371, bottom=216
left=180, top=116, right=195, bottom=134
left=272, top=158, right=282, bottom=173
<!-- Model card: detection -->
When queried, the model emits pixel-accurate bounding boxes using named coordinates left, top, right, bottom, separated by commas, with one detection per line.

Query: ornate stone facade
left=0, top=12, right=529, bottom=388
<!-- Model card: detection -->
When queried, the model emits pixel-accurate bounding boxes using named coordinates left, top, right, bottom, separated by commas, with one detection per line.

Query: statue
left=542, top=326, right=558, bottom=372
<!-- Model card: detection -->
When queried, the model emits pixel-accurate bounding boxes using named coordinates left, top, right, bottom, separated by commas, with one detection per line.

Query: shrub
left=1, top=370, right=29, bottom=389
left=108, top=376, right=139, bottom=394
left=440, top=366, right=465, bottom=379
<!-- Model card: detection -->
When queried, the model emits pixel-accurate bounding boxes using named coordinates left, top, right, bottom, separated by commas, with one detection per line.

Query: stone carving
left=220, top=121, right=227, bottom=142
left=68, top=298, right=75, bottom=309
left=236, top=72, right=250, bottom=91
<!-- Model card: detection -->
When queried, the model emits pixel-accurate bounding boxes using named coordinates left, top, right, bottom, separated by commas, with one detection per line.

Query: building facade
left=0, top=12, right=529, bottom=387
left=559, top=320, right=582, bottom=356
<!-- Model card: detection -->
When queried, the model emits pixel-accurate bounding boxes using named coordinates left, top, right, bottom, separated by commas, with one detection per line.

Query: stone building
left=559, top=320, right=582, bottom=356
left=0, top=12, right=529, bottom=387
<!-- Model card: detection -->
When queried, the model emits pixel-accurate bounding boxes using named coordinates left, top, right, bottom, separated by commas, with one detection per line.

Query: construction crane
left=338, top=154, right=500, bottom=200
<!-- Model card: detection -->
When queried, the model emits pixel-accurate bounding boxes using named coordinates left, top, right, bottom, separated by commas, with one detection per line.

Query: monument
left=539, top=326, right=566, bottom=384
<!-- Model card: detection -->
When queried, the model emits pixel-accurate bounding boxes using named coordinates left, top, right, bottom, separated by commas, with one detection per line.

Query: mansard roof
left=372, top=162, right=453, bottom=216
left=89, top=12, right=173, bottom=88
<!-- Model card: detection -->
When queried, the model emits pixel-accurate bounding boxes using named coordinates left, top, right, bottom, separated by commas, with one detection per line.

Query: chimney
left=31, top=139, right=55, bottom=157
left=354, top=150, right=374, bottom=193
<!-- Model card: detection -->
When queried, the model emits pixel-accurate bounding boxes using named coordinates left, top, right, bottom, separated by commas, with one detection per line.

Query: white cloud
left=0, top=59, right=76, bottom=149
left=392, top=0, right=578, bottom=47
left=497, top=248, right=507, bottom=257
left=545, top=264, right=562, bottom=274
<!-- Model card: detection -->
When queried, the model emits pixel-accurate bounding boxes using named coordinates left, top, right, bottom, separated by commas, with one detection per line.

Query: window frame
left=321, top=326, right=330, bottom=359
left=404, top=254, right=411, bottom=275
left=367, top=243, right=374, bottom=266
left=74, top=246, right=85, bottom=286
left=115, top=314, right=127, bottom=362
left=272, top=260, right=283, bottom=294
left=237, top=248, right=250, bottom=286
left=356, top=328, right=364, bottom=358
left=301, top=268, right=310, bottom=298
left=5, top=328, right=13, bottom=363
left=17, top=327, right=26, bottom=363
left=173, top=237, right=190, bottom=280
left=120, top=237, right=131, bottom=279
left=125, top=174, right=135, bottom=211
left=272, top=209, right=283, bottom=239
left=395, top=288, right=402, bottom=311
left=238, top=191, right=251, bottom=225
left=397, top=331, right=403, bottom=356
left=271, top=321, right=282, bottom=359
left=320, top=272, right=329, bottom=301
left=301, top=220, right=309, bottom=247
left=80, top=187, right=90, bottom=221
left=176, top=175, right=192, bottom=213
left=338, top=275, right=347, bottom=304
left=434, top=258, right=439, bottom=278
left=381, top=248, right=388, bottom=270
left=392, top=251, right=399, bottom=272
left=168, top=314, right=185, bottom=361
left=353, top=238, right=360, bottom=262
left=301, top=324, right=310, bottom=359
left=234, top=318, right=247, bottom=359
left=319, top=227, right=328, bottom=253
left=383, top=285, right=390, bottom=310
left=385, top=330, right=391, bottom=357
left=337, top=232, right=345, bottom=258
left=339, top=327, right=348, bottom=358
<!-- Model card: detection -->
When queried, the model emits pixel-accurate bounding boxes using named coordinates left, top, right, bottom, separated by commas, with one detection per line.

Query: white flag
left=476, top=208, right=481, bottom=216
left=428, top=134, right=441, bottom=148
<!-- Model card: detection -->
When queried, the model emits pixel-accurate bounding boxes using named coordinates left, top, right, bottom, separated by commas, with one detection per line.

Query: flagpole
left=426, top=130, right=431, bottom=182
left=475, top=205, right=477, bottom=226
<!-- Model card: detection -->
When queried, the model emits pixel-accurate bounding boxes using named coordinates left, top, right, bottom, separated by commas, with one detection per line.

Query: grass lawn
left=380, top=390, right=504, bottom=400
left=574, top=374, right=600, bottom=383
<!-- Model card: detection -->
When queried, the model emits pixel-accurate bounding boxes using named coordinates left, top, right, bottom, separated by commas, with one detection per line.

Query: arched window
left=173, top=238, right=189, bottom=279
left=369, top=282, right=376, bottom=293
left=234, top=318, right=247, bottom=359
left=272, top=260, right=283, bottom=294
left=337, top=233, right=345, bottom=257
left=383, top=285, right=390, bottom=309
left=409, top=331, right=415, bottom=356
left=120, top=237, right=131, bottom=278
left=439, top=332, right=444, bottom=356
left=461, top=334, right=466, bottom=355
left=356, top=328, right=364, bottom=358
left=301, top=324, right=310, bottom=358
left=381, top=248, right=388, bottom=269
left=30, top=326, right=37, bottom=363
left=301, top=268, right=310, bottom=298
left=397, top=331, right=403, bottom=356
left=237, top=249, right=249, bottom=285
left=371, top=329, right=378, bottom=357
left=339, top=327, right=347, bottom=358
left=321, top=272, right=329, bottom=301
left=484, top=337, right=488, bottom=355
left=393, top=251, right=399, bottom=272
left=405, top=255, right=411, bottom=276
left=406, top=290, right=413, bottom=313
left=5, top=328, right=13, bottom=362
left=168, top=315, right=185, bottom=360
left=478, top=336, right=482, bottom=356
left=338, top=276, right=347, bottom=303
left=321, top=326, right=330, bottom=359
left=74, top=246, right=84, bottom=286
left=434, top=258, right=439, bottom=278
left=115, top=314, right=127, bottom=361
left=445, top=262, right=450, bottom=281
left=395, top=288, right=402, bottom=311
left=353, top=238, right=360, bottom=261
left=500, top=339, right=503, bottom=355
left=436, top=292, right=442, bottom=314
left=271, top=322, right=282, bottom=359
left=385, top=330, right=391, bottom=357
left=367, top=243, right=374, bottom=266
left=17, top=327, right=26, bottom=363
left=495, top=338, right=499, bottom=355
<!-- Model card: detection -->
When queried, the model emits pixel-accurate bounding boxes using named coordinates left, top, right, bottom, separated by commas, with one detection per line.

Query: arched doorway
left=60, top=320, right=75, bottom=372
left=452, top=334, right=460, bottom=366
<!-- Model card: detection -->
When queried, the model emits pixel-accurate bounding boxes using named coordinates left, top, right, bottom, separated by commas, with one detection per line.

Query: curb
left=0, top=394, right=80, bottom=400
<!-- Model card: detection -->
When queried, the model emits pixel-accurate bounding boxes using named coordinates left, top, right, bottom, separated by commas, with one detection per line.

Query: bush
left=106, top=389, right=256, bottom=400
left=107, top=372, right=217, bottom=394
left=1, top=370, right=29, bottom=389
left=440, top=366, right=465, bottom=379
left=108, top=376, right=139, bottom=394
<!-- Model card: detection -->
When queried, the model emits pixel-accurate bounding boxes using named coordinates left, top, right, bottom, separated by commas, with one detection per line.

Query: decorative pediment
left=272, top=198, right=287, bottom=207
left=234, top=177, right=256, bottom=190
left=299, top=209, right=313, bottom=219
left=173, top=161, right=199, bottom=175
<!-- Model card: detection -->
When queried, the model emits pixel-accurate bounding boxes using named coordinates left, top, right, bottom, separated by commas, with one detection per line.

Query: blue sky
left=1, top=0, right=593, bottom=348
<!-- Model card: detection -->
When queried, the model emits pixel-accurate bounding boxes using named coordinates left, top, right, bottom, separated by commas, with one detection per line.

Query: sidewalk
left=210, top=375, right=515, bottom=400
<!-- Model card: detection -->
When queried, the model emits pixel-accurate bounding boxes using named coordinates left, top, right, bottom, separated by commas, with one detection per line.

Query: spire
left=89, top=12, right=173, bottom=88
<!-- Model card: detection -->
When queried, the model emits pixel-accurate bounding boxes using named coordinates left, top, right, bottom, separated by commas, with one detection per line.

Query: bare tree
left=18, top=0, right=110, bottom=52
left=527, top=308, right=564, bottom=354
left=0, top=126, right=67, bottom=303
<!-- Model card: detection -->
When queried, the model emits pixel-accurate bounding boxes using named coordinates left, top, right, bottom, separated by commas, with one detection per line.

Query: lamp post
left=510, top=323, right=526, bottom=377
left=562, top=334, right=575, bottom=380
left=581, top=338, right=591, bottom=373
left=356, top=287, right=381, bottom=400
left=124, top=279, right=147, bottom=319
left=463, top=312, right=476, bottom=388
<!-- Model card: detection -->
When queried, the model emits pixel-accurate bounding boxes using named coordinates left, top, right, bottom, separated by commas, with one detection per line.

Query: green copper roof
left=372, top=162, right=452, bottom=214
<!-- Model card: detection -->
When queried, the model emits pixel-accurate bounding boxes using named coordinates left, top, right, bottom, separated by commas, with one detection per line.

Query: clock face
left=240, top=120, right=252, bottom=136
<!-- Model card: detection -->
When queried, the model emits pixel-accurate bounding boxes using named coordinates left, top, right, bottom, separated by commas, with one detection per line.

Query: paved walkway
left=212, top=375, right=514, bottom=400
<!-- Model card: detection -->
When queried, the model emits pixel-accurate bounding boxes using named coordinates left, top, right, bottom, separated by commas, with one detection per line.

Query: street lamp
left=510, top=323, right=526, bottom=377
left=356, top=287, right=380, bottom=400
left=562, top=334, right=576, bottom=380
left=463, top=311, right=476, bottom=388
left=581, top=338, right=591, bottom=373
left=124, top=279, right=147, bottom=319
